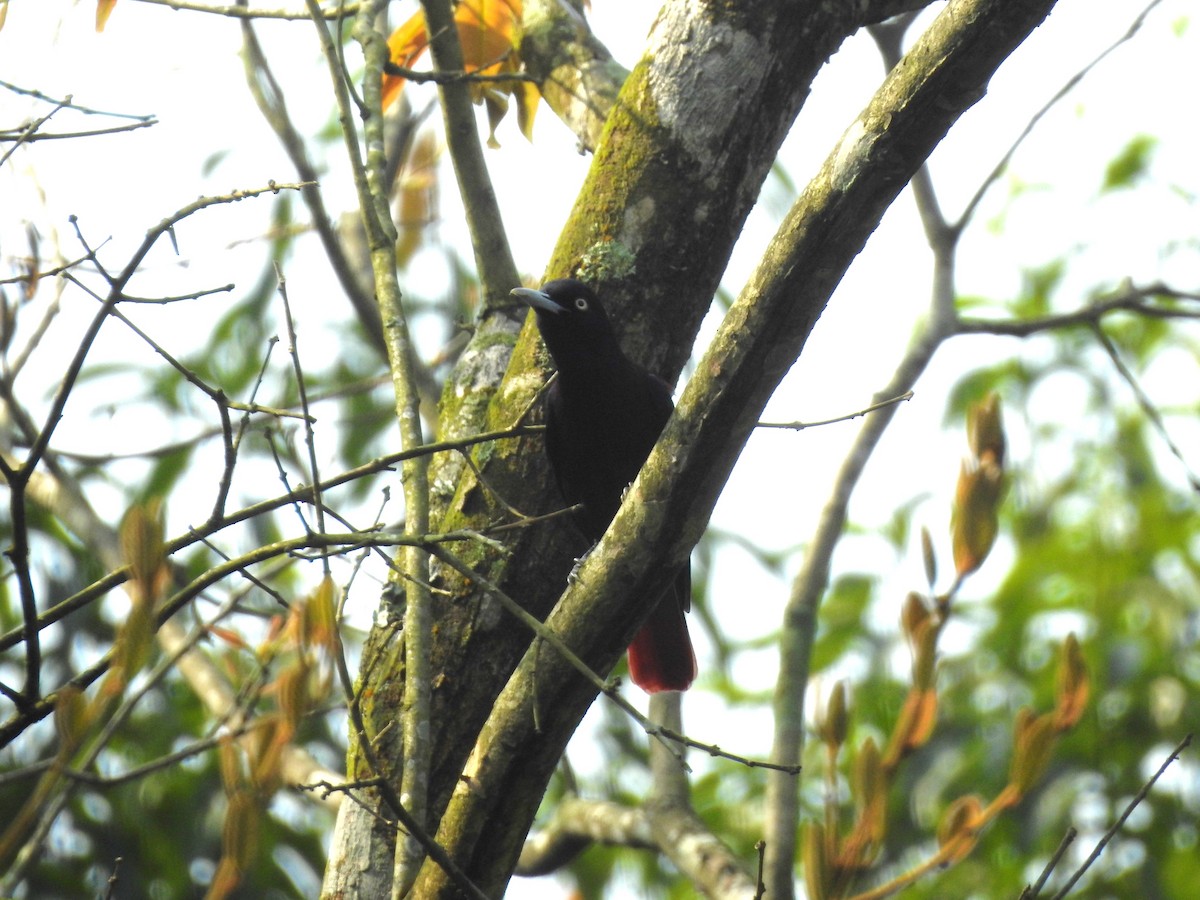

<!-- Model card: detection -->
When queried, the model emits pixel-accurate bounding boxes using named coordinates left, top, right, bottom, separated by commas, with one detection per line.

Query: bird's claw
left=567, top=544, right=597, bottom=585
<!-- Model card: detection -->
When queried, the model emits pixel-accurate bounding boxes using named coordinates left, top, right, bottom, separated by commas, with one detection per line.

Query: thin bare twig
left=0, top=121, right=156, bottom=143
left=757, top=391, right=914, bottom=430
left=956, top=283, right=1200, bottom=337
left=131, top=0, right=364, bottom=19
left=383, top=60, right=538, bottom=86
left=276, top=266, right=330, bottom=548
left=1092, top=323, right=1200, bottom=491
left=1019, top=827, right=1076, bottom=899
left=0, top=425, right=541, bottom=654
left=1050, top=734, right=1192, bottom=899
left=954, top=0, right=1167, bottom=233
left=0, top=80, right=155, bottom=120
left=0, top=102, right=66, bottom=166
left=28, top=184, right=311, bottom=475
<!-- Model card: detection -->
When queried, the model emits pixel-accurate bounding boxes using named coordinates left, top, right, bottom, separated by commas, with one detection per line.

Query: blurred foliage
left=1102, top=135, right=1158, bottom=193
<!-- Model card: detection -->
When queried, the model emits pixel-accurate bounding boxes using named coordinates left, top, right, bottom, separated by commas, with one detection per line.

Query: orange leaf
left=96, top=0, right=118, bottom=31
left=892, top=687, right=938, bottom=756
left=209, top=625, right=252, bottom=651
left=382, top=0, right=523, bottom=111
left=457, top=0, right=521, bottom=74
left=382, top=10, right=432, bottom=110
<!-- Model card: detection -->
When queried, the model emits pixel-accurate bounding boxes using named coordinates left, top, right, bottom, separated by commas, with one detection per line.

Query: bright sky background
left=3, top=1, right=1198, bottom=896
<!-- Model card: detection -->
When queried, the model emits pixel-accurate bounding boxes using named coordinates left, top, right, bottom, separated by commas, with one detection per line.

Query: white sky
left=3, top=1, right=1199, bottom=896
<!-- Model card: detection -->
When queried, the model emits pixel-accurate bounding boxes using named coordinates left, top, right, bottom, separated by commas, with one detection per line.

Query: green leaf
left=810, top=573, right=875, bottom=673
left=1101, top=134, right=1157, bottom=193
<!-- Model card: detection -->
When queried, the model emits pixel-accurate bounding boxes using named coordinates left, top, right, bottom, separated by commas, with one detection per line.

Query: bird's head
left=511, top=279, right=619, bottom=370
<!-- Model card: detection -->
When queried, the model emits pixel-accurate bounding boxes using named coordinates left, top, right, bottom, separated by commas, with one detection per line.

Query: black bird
left=512, top=278, right=696, bottom=693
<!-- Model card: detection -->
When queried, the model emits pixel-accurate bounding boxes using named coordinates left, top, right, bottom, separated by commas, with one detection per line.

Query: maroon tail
left=626, top=590, right=697, bottom=693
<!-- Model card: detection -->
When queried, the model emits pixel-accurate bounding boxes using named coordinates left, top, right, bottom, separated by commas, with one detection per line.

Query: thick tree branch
left=516, top=797, right=654, bottom=875
left=517, top=0, right=626, bottom=152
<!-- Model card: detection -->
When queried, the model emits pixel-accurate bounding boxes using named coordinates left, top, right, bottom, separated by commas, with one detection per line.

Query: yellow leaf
left=120, top=498, right=167, bottom=606
left=888, top=687, right=938, bottom=762
left=951, top=460, right=1005, bottom=577
left=274, top=663, right=310, bottom=731
left=218, top=737, right=242, bottom=793
left=95, top=0, right=118, bottom=31
left=937, top=795, right=983, bottom=863
left=483, top=88, right=508, bottom=147
left=967, top=392, right=1006, bottom=467
left=920, top=525, right=937, bottom=587
left=304, top=575, right=339, bottom=649
left=910, top=613, right=938, bottom=691
left=1055, top=633, right=1090, bottom=730
left=54, top=685, right=90, bottom=754
left=222, top=790, right=261, bottom=874
left=1010, top=708, right=1057, bottom=797
left=251, top=715, right=291, bottom=796
left=815, top=680, right=849, bottom=749
left=802, top=823, right=830, bottom=900
left=852, top=737, right=887, bottom=847
left=208, top=856, right=242, bottom=900
left=514, top=78, right=540, bottom=140
left=113, top=599, right=155, bottom=683
left=901, top=591, right=931, bottom=644
left=953, top=395, right=1008, bottom=577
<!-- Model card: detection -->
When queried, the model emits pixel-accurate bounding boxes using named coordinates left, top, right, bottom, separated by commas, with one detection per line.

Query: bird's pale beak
left=511, top=287, right=561, bottom=314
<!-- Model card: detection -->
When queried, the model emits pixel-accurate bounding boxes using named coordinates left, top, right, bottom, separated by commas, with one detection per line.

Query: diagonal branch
left=414, top=0, right=1062, bottom=894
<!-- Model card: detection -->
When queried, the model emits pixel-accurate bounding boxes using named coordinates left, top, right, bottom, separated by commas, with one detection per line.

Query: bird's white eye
left=573, top=297, right=589, bottom=311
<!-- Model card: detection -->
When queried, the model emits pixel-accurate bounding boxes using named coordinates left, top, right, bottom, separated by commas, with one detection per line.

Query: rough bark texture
left=327, top=0, right=1060, bottom=895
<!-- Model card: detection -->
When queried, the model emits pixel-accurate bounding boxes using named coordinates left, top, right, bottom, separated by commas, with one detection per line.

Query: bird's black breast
left=544, top=364, right=675, bottom=541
